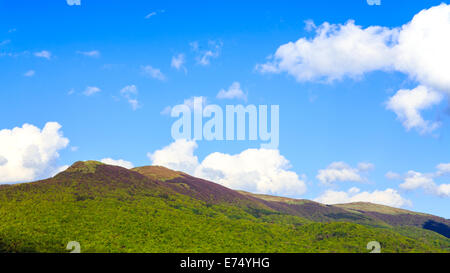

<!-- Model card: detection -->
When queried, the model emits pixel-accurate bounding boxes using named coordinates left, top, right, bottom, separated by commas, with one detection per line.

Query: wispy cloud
left=83, top=86, right=101, bottom=96
left=141, top=65, right=166, bottom=81
left=0, top=40, right=11, bottom=46
left=24, top=70, right=35, bottom=77
left=190, top=40, right=222, bottom=66
left=171, top=53, right=186, bottom=73
left=76, top=50, right=100, bottom=58
left=120, top=85, right=140, bottom=110
left=145, top=9, right=165, bottom=19
left=34, top=50, right=51, bottom=59
left=66, top=0, right=81, bottom=6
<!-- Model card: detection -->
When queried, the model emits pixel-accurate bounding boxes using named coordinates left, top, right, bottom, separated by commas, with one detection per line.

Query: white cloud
left=145, top=10, right=164, bottom=19
left=386, top=85, right=442, bottom=134
left=195, top=148, right=307, bottom=196
left=257, top=4, right=450, bottom=91
left=316, top=161, right=372, bottom=184
left=148, top=139, right=307, bottom=196
left=256, top=20, right=396, bottom=82
left=100, top=158, right=134, bottom=169
left=171, top=53, right=186, bottom=72
left=437, top=184, right=450, bottom=197
left=436, top=163, right=450, bottom=175
left=314, top=187, right=412, bottom=208
left=399, top=171, right=435, bottom=191
left=385, top=171, right=401, bottom=180
left=120, top=85, right=140, bottom=110
left=51, top=165, right=69, bottom=177
left=24, top=70, right=35, bottom=77
left=357, top=162, right=375, bottom=171
left=66, top=0, right=81, bottom=6
left=145, top=11, right=157, bottom=19
left=191, top=40, right=222, bottom=66
left=399, top=169, right=450, bottom=197
left=304, top=19, right=317, bottom=32
left=257, top=4, right=450, bottom=133
left=34, top=50, right=51, bottom=59
left=160, top=106, right=172, bottom=116
left=0, top=40, right=11, bottom=46
left=217, top=82, right=247, bottom=101
left=83, top=86, right=101, bottom=96
left=148, top=139, right=199, bottom=174
left=141, top=65, right=166, bottom=81
left=0, top=156, right=7, bottom=166
left=76, top=50, right=100, bottom=57
left=393, top=4, right=450, bottom=93
left=0, top=122, right=69, bottom=183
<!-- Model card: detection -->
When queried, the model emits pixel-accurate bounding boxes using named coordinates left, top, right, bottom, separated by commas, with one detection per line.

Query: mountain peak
left=65, top=160, right=105, bottom=174
left=132, top=165, right=183, bottom=181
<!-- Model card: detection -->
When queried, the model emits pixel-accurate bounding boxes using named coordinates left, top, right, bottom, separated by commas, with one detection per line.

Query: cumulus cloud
left=314, top=187, right=412, bottom=208
left=141, top=65, right=166, bottom=81
left=0, top=156, right=7, bottom=166
left=34, top=50, right=51, bottom=59
left=316, top=161, right=373, bottom=184
left=257, top=4, right=450, bottom=133
left=257, top=4, right=450, bottom=91
left=76, top=50, right=100, bottom=57
left=400, top=171, right=435, bottom=191
left=66, top=0, right=81, bottom=6
left=148, top=139, right=199, bottom=174
left=0, top=122, right=69, bottom=183
left=393, top=4, right=450, bottom=93
left=120, top=85, right=140, bottom=110
left=386, top=85, right=442, bottom=134
left=399, top=169, right=450, bottom=197
left=100, top=158, right=134, bottom=169
left=256, top=20, right=396, bottom=82
left=148, top=139, right=307, bottom=196
left=216, top=82, right=247, bottom=101
left=394, top=164, right=450, bottom=197
left=437, top=184, right=450, bottom=197
left=83, top=86, right=101, bottom=96
left=436, top=163, right=450, bottom=175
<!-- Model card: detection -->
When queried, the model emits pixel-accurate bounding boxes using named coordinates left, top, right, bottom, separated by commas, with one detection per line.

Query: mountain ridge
left=0, top=161, right=448, bottom=253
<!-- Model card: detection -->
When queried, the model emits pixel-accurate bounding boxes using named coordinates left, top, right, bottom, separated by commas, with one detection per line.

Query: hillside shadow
left=423, top=220, right=450, bottom=238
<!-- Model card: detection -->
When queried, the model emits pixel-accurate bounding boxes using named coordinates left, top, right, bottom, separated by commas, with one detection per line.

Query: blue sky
left=1, top=0, right=449, bottom=218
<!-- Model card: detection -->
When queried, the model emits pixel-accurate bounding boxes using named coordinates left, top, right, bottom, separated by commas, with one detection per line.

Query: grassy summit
left=0, top=161, right=448, bottom=253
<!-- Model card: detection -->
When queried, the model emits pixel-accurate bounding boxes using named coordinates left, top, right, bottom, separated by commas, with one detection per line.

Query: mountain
left=0, top=161, right=448, bottom=253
